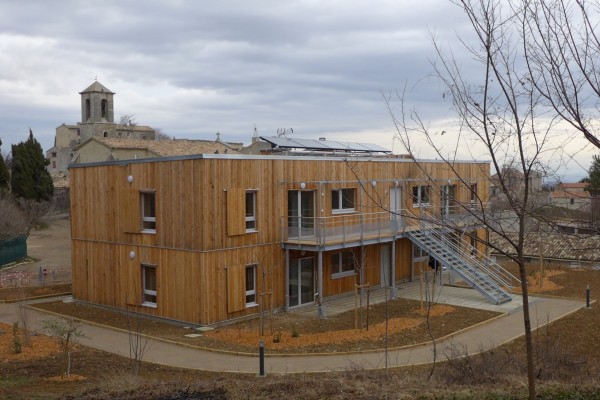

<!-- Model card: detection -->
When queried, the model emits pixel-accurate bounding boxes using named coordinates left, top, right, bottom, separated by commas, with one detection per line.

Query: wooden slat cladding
left=70, top=155, right=490, bottom=325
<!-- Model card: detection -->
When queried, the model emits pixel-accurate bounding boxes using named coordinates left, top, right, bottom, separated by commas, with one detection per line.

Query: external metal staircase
left=407, top=210, right=519, bottom=305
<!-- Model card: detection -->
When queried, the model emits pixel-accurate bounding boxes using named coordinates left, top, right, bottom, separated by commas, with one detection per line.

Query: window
left=412, top=185, right=431, bottom=207
left=51, top=152, right=57, bottom=157
left=570, top=198, right=575, bottom=205
left=245, top=191, right=257, bottom=232
left=331, top=251, right=355, bottom=278
left=469, top=232, right=477, bottom=256
left=332, top=188, right=356, bottom=213
left=85, top=99, right=91, bottom=121
left=141, top=191, right=156, bottom=232
left=470, top=183, right=478, bottom=204
left=413, top=244, right=428, bottom=261
left=142, top=264, right=157, bottom=307
left=101, top=99, right=107, bottom=119
left=245, top=264, right=257, bottom=306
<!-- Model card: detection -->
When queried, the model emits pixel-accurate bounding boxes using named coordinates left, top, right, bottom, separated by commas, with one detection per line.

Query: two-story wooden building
left=70, top=141, right=515, bottom=326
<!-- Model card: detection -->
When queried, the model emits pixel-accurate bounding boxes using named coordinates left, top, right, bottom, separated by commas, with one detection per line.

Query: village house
left=69, top=138, right=515, bottom=326
left=548, top=182, right=591, bottom=214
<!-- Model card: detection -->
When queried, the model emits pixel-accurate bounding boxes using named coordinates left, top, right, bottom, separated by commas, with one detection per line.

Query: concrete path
left=0, top=294, right=585, bottom=374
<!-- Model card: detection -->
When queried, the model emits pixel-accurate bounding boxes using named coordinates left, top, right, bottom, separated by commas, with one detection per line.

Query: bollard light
left=258, top=340, right=266, bottom=377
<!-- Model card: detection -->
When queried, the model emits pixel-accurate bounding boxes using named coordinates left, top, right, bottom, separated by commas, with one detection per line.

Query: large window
left=331, top=251, right=355, bottom=278
left=332, top=188, right=356, bottom=213
left=245, top=191, right=257, bottom=232
left=142, top=264, right=157, bottom=307
left=412, top=185, right=431, bottom=207
left=141, top=191, right=156, bottom=233
left=245, top=264, right=257, bottom=306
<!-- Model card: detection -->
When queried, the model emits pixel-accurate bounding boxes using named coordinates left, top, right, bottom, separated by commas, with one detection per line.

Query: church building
left=46, top=81, right=156, bottom=175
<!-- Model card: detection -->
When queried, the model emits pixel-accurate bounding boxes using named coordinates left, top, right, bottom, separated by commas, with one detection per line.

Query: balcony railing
left=282, top=211, right=415, bottom=247
left=281, top=203, right=486, bottom=248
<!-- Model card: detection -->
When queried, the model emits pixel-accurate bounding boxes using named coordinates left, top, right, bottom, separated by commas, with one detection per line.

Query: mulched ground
left=32, top=297, right=500, bottom=354
left=0, top=284, right=71, bottom=301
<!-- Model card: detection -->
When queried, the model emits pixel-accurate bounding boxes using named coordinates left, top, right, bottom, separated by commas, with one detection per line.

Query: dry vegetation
left=2, top=268, right=600, bottom=399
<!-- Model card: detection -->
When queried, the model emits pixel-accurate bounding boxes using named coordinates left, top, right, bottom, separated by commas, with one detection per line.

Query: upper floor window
left=332, top=188, right=356, bottom=213
left=142, top=264, right=157, bottom=307
left=51, top=152, right=57, bottom=158
left=245, top=264, right=257, bottom=306
left=245, top=191, right=257, bottom=232
left=470, top=183, right=478, bottom=204
left=412, top=185, right=431, bottom=207
left=331, top=251, right=355, bottom=278
left=141, top=191, right=156, bottom=233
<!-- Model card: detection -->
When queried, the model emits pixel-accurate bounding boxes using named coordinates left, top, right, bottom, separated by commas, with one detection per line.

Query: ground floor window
left=142, top=264, right=157, bottom=307
left=245, top=264, right=257, bottom=307
left=331, top=251, right=355, bottom=278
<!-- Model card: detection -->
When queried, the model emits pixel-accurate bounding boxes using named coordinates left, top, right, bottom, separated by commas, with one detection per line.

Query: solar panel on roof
left=260, top=136, right=390, bottom=153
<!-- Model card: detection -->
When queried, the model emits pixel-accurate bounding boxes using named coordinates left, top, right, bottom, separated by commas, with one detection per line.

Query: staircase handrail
left=413, top=207, right=520, bottom=289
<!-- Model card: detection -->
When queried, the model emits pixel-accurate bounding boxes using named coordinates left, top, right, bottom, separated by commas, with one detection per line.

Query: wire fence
left=0, top=267, right=71, bottom=289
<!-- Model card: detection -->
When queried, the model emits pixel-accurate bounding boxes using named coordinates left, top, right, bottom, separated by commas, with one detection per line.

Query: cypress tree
left=0, top=138, right=9, bottom=195
left=586, top=155, right=600, bottom=193
left=10, top=129, right=53, bottom=201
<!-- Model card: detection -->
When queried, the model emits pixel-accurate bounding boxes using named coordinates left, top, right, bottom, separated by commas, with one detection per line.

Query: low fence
left=0, top=235, right=27, bottom=266
left=0, top=267, right=71, bottom=288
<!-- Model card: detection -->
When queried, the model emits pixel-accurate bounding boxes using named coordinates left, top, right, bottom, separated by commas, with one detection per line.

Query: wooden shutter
left=227, top=188, right=246, bottom=236
left=227, top=264, right=246, bottom=313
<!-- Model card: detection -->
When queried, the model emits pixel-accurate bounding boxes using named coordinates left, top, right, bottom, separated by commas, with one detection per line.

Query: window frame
left=142, top=264, right=157, bottom=308
left=412, top=185, right=431, bottom=207
left=331, top=251, right=356, bottom=279
left=140, top=190, right=156, bottom=233
left=245, top=190, right=257, bottom=232
left=331, top=188, right=356, bottom=214
left=245, top=264, right=258, bottom=307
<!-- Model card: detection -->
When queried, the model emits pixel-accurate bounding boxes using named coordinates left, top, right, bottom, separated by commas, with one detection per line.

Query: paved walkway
left=0, top=286, right=585, bottom=375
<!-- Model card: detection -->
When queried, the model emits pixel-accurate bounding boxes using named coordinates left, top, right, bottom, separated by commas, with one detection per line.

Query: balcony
left=281, top=205, right=485, bottom=249
left=281, top=211, right=416, bottom=249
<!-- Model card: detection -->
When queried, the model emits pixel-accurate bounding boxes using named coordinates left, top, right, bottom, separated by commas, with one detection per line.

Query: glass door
left=288, top=190, right=315, bottom=238
left=288, top=257, right=315, bottom=307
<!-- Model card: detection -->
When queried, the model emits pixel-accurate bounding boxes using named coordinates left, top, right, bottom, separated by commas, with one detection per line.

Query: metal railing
left=416, top=207, right=520, bottom=289
left=282, top=211, right=416, bottom=246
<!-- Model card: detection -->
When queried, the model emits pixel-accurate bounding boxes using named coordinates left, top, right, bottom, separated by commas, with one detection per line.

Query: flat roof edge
left=68, top=153, right=489, bottom=169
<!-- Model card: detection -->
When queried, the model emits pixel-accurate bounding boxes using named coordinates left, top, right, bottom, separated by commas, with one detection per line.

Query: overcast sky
left=0, top=0, right=593, bottom=180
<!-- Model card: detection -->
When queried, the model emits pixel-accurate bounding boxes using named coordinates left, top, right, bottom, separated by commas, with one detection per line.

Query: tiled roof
left=559, top=182, right=588, bottom=190
left=80, top=81, right=114, bottom=94
left=551, top=190, right=591, bottom=199
left=90, top=137, right=239, bottom=156
left=490, top=231, right=600, bottom=262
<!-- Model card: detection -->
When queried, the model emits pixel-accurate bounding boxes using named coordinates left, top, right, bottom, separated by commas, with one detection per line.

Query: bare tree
left=522, top=0, right=600, bottom=149
left=41, top=317, right=85, bottom=377
left=154, top=127, right=173, bottom=141
left=126, top=303, right=150, bottom=378
left=387, top=1, right=579, bottom=398
left=0, top=199, right=27, bottom=239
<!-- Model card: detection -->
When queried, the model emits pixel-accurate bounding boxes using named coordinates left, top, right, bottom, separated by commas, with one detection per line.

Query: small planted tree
left=42, top=317, right=85, bottom=376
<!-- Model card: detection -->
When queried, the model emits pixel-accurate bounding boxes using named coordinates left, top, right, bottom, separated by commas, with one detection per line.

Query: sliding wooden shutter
left=226, top=264, right=246, bottom=313
left=227, top=188, right=246, bottom=236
